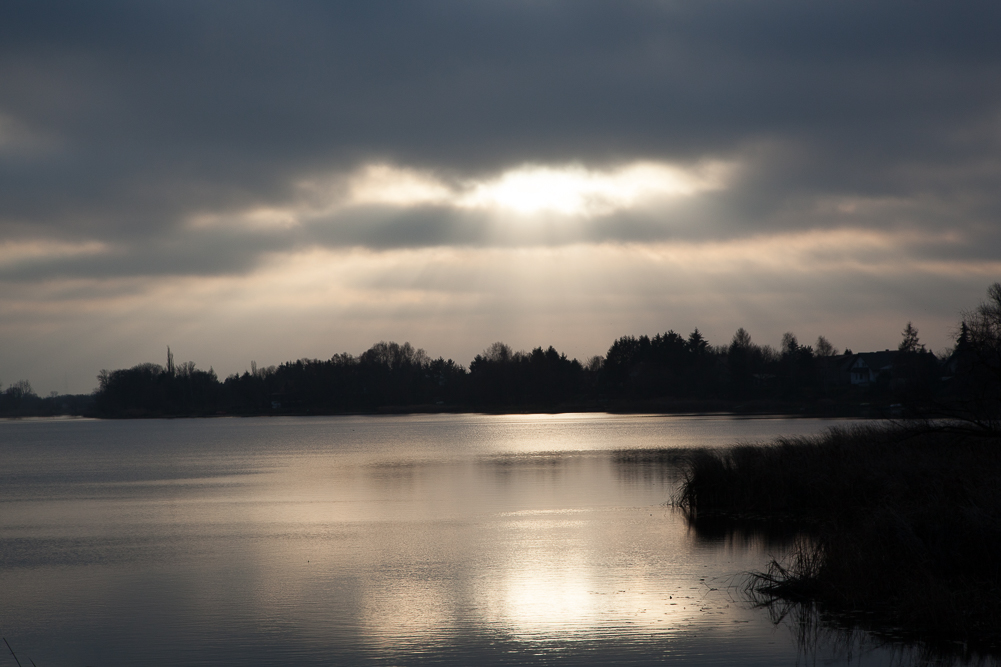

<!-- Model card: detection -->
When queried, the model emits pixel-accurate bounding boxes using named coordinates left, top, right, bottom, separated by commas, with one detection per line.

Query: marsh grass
left=679, top=423, right=1001, bottom=652
left=2, top=637, right=37, bottom=667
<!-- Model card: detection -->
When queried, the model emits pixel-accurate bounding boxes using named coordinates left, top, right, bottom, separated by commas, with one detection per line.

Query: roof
left=851, top=350, right=899, bottom=372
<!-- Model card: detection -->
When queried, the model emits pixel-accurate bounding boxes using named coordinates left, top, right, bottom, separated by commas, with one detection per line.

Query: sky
left=2, top=1, right=1001, bottom=394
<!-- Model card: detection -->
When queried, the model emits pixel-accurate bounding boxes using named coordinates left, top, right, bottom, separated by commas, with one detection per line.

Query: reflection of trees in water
left=685, top=515, right=803, bottom=553
left=611, top=448, right=689, bottom=486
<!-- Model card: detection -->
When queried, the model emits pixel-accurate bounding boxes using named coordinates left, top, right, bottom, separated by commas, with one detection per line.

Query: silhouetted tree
left=1, top=379, right=37, bottom=415
left=777, top=333, right=816, bottom=398
left=949, top=283, right=1001, bottom=432
left=686, top=328, right=717, bottom=397
left=899, top=322, right=924, bottom=353
left=602, top=335, right=647, bottom=396
left=96, top=360, right=221, bottom=416
left=469, top=343, right=519, bottom=405
left=727, top=328, right=757, bottom=399
left=687, top=329, right=710, bottom=356
left=815, top=335, right=837, bottom=357
left=585, top=355, right=604, bottom=373
left=890, top=322, right=938, bottom=410
left=92, top=310, right=988, bottom=418
left=964, top=284, right=1001, bottom=383
left=482, top=342, right=514, bottom=363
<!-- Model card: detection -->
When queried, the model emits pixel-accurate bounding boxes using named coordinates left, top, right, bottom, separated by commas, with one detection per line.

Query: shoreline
left=677, top=422, right=1001, bottom=656
left=2, top=408, right=878, bottom=421
left=3, top=397, right=892, bottom=420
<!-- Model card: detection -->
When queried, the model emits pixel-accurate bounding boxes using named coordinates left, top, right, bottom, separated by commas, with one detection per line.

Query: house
left=847, top=350, right=899, bottom=386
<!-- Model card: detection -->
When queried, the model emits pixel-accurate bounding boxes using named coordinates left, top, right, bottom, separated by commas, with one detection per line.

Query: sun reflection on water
left=0, top=414, right=896, bottom=666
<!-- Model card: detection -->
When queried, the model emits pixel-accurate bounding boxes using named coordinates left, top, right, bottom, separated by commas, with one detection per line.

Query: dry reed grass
left=678, top=423, right=1001, bottom=652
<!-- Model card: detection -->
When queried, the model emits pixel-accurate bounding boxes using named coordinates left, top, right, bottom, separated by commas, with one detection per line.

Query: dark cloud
left=1, top=0, right=1001, bottom=274
left=306, top=206, right=488, bottom=250
left=0, top=229, right=292, bottom=281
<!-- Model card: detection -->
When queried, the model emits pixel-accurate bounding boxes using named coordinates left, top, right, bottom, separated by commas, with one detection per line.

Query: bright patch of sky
left=454, top=162, right=725, bottom=216
left=327, top=160, right=728, bottom=217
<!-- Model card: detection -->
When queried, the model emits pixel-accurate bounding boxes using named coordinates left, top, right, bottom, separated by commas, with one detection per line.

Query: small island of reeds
left=677, top=422, right=1001, bottom=654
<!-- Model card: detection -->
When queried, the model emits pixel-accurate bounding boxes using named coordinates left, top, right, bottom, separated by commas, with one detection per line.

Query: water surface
left=0, top=414, right=911, bottom=665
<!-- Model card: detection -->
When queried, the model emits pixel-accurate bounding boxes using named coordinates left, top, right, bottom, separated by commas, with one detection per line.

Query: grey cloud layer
left=2, top=0, right=1001, bottom=277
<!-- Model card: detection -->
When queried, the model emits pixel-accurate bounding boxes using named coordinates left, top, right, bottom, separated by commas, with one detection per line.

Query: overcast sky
left=3, top=1, right=1001, bottom=394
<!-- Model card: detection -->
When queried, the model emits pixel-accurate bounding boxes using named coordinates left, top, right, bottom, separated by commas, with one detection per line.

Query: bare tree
left=781, top=332, right=799, bottom=356
left=4, top=379, right=36, bottom=413
left=963, top=283, right=1001, bottom=384
left=481, top=342, right=514, bottom=363
left=5, top=379, right=34, bottom=398
left=362, top=341, right=429, bottom=369
left=815, top=336, right=837, bottom=357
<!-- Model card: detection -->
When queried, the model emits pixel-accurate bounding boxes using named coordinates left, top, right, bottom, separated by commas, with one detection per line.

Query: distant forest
left=4, top=283, right=1001, bottom=422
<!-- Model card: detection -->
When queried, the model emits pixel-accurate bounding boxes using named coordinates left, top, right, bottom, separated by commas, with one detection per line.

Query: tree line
left=4, top=283, right=1000, bottom=420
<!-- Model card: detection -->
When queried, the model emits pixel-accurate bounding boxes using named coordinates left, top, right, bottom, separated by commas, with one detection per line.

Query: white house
left=848, top=350, right=898, bottom=386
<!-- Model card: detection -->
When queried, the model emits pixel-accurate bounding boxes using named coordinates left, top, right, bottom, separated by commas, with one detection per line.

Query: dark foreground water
left=0, top=414, right=945, bottom=665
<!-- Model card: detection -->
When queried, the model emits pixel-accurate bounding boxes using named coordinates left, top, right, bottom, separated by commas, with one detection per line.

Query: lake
left=0, top=414, right=926, bottom=665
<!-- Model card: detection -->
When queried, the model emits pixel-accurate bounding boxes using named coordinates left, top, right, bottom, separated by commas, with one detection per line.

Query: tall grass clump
left=679, top=423, right=1001, bottom=650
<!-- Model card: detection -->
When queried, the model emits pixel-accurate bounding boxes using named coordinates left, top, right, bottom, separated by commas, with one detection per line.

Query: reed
left=678, top=423, right=1001, bottom=650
